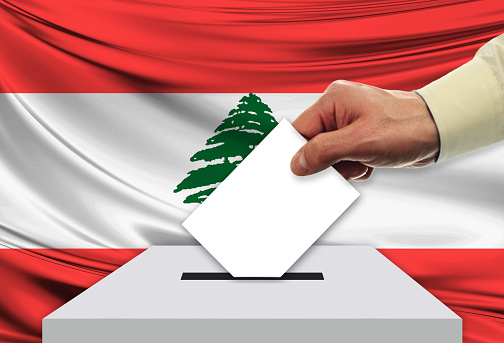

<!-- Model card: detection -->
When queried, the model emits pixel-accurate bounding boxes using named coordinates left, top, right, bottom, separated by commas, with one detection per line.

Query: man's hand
left=290, top=80, right=440, bottom=180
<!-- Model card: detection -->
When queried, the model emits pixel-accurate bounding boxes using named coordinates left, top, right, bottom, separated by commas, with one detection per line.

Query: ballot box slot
left=181, top=272, right=324, bottom=281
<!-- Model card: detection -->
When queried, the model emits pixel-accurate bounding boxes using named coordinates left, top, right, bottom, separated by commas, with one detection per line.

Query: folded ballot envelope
left=183, top=119, right=359, bottom=277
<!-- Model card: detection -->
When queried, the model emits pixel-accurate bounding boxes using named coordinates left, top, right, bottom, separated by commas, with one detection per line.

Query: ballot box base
left=43, top=246, right=461, bottom=343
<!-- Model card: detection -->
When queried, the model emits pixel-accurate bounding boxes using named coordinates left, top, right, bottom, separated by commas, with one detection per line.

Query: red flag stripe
left=0, top=0, right=503, bottom=92
left=0, top=248, right=503, bottom=343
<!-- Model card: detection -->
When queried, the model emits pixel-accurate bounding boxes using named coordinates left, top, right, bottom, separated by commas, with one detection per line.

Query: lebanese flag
left=1, top=1, right=503, bottom=342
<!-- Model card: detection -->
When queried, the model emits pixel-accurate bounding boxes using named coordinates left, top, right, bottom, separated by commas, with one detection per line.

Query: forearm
left=416, top=34, right=504, bottom=162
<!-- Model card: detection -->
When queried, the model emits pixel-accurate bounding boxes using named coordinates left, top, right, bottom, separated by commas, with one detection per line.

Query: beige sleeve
left=416, top=34, right=504, bottom=162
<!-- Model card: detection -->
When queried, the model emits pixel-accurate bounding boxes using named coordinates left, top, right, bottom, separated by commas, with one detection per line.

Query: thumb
left=291, top=125, right=359, bottom=176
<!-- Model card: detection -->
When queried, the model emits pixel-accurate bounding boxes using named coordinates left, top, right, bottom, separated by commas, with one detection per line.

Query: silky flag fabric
left=1, top=1, right=504, bottom=343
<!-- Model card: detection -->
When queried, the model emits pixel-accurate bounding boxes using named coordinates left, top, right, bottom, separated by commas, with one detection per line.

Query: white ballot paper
left=183, top=119, right=359, bottom=277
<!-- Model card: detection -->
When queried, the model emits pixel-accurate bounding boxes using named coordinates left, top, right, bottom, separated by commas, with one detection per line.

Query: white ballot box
left=43, top=246, right=461, bottom=343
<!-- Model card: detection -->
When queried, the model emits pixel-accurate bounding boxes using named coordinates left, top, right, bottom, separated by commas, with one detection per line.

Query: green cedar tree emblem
left=174, top=93, right=278, bottom=204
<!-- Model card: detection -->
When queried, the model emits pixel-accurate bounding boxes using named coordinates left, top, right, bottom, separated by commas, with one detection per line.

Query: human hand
left=290, top=80, right=440, bottom=180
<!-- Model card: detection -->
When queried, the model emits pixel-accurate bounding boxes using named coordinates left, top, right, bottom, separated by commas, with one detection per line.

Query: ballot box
left=43, top=246, right=461, bottom=343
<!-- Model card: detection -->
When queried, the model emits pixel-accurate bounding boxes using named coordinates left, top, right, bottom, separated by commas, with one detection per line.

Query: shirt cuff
left=416, top=56, right=504, bottom=162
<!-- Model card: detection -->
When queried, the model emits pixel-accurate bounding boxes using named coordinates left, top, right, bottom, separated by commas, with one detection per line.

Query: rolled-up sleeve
left=416, top=34, right=504, bottom=162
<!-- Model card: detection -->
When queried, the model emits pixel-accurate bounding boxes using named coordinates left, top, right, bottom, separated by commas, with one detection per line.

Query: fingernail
left=292, top=151, right=309, bottom=175
left=350, top=168, right=367, bottom=179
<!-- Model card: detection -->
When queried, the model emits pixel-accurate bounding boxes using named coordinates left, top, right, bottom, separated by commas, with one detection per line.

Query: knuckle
left=325, top=80, right=358, bottom=99
left=326, top=80, right=351, bottom=92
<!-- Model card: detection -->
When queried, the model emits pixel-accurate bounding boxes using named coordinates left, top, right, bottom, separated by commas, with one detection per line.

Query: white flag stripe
left=0, top=93, right=502, bottom=249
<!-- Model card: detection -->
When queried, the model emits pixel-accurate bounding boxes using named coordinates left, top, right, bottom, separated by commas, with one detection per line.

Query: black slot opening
left=181, top=272, right=324, bottom=281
